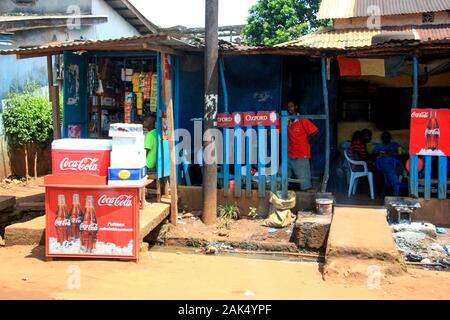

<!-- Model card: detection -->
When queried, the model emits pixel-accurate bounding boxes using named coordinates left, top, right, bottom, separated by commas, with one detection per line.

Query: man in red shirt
left=287, top=101, right=319, bottom=191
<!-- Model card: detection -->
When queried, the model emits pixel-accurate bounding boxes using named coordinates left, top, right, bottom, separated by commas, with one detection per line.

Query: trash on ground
left=436, top=227, right=448, bottom=234
left=268, top=228, right=278, bottom=233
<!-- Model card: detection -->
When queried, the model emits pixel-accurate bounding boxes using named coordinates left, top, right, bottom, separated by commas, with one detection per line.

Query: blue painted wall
left=177, top=54, right=337, bottom=179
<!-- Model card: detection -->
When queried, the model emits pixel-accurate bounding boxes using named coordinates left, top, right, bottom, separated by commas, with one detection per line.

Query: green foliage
left=217, top=204, right=240, bottom=220
left=3, top=82, right=54, bottom=146
left=242, top=0, right=331, bottom=45
left=217, top=204, right=240, bottom=230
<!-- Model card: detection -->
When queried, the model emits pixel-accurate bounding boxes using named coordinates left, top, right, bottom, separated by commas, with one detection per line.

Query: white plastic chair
left=344, top=150, right=375, bottom=200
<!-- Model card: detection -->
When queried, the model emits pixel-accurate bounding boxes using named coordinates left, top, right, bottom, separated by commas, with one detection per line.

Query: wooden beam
left=50, top=85, right=61, bottom=140
left=47, top=55, right=53, bottom=101
left=161, top=54, right=178, bottom=225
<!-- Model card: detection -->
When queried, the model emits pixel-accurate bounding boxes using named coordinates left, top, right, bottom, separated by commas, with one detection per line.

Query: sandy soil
left=0, top=245, right=450, bottom=300
left=0, top=177, right=44, bottom=199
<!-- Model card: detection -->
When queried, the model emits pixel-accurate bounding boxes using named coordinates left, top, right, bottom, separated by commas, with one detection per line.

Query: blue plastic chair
left=376, top=156, right=403, bottom=196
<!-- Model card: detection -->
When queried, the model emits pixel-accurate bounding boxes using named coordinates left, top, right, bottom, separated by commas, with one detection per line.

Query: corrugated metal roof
left=318, top=0, right=450, bottom=19
left=277, top=25, right=450, bottom=49
left=0, top=34, right=201, bottom=57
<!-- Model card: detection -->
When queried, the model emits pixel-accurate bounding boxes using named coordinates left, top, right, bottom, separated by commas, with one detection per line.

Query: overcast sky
left=129, top=0, right=258, bottom=28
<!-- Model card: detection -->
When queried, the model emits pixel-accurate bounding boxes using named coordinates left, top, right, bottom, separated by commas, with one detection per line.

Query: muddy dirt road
left=0, top=245, right=449, bottom=300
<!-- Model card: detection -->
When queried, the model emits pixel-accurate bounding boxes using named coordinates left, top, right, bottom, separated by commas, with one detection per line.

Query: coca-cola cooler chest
left=52, top=139, right=112, bottom=177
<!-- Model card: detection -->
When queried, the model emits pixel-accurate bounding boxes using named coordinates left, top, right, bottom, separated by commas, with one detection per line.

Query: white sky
left=129, top=0, right=258, bottom=28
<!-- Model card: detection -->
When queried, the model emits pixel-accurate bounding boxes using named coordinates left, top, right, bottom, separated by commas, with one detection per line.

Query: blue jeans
left=288, top=158, right=312, bottom=191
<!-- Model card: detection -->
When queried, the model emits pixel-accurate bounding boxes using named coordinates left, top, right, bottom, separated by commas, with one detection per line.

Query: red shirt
left=288, top=118, right=318, bottom=158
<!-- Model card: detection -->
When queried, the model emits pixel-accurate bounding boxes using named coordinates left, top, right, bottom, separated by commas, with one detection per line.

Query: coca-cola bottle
left=55, top=194, right=70, bottom=244
left=425, top=111, right=440, bottom=151
left=69, top=194, right=83, bottom=241
left=80, top=195, right=98, bottom=253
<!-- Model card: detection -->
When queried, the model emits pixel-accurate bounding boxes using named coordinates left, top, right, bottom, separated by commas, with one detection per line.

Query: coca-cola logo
left=98, top=194, right=133, bottom=207
left=426, top=128, right=440, bottom=135
left=80, top=223, right=98, bottom=231
left=71, top=217, right=82, bottom=224
left=411, top=111, right=429, bottom=118
left=55, top=219, right=71, bottom=227
left=60, top=157, right=99, bottom=171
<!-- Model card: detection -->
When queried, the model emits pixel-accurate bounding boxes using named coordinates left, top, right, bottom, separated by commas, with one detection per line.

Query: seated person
left=144, top=115, right=157, bottom=171
left=349, top=131, right=368, bottom=161
left=373, top=131, right=400, bottom=158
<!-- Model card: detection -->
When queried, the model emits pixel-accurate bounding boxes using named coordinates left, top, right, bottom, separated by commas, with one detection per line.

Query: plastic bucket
left=316, top=198, right=334, bottom=215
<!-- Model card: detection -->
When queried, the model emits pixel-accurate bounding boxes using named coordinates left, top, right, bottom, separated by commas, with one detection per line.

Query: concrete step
left=0, top=196, right=16, bottom=212
left=5, top=203, right=170, bottom=248
left=324, top=207, right=406, bottom=282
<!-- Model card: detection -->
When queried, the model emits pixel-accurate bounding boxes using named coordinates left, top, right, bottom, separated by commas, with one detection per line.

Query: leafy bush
left=3, top=82, right=54, bottom=179
left=217, top=204, right=240, bottom=230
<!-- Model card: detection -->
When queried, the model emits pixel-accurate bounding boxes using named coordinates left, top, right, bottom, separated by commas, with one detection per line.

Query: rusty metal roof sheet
left=0, top=34, right=201, bottom=57
left=277, top=24, right=450, bottom=49
left=318, top=0, right=450, bottom=19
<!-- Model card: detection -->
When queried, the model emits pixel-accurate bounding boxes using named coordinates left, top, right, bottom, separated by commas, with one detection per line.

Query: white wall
left=90, top=0, right=140, bottom=39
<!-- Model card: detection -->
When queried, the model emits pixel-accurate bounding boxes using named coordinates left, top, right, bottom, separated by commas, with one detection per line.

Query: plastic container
left=315, top=198, right=334, bottom=215
left=52, top=139, right=112, bottom=177
left=108, top=167, right=147, bottom=186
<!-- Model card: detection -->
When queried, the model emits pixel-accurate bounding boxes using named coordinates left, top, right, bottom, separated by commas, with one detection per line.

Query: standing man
left=286, top=101, right=319, bottom=191
left=144, top=115, right=157, bottom=171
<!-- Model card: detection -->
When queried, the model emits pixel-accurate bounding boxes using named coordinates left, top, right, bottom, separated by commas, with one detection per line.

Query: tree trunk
left=34, top=149, right=38, bottom=180
left=24, top=145, right=29, bottom=183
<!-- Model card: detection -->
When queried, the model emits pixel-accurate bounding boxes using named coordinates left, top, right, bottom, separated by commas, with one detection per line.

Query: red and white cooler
left=52, top=139, right=112, bottom=177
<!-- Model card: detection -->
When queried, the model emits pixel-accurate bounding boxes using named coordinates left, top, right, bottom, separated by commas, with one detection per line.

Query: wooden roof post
left=47, top=54, right=61, bottom=140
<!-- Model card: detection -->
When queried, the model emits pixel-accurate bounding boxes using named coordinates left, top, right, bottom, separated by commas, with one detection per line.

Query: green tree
left=3, top=83, right=54, bottom=180
left=242, top=0, right=330, bottom=45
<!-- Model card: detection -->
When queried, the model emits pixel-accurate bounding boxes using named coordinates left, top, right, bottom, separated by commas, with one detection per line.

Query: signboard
left=410, top=108, right=450, bottom=156
left=256, top=111, right=279, bottom=126
left=218, top=111, right=280, bottom=127
left=218, top=113, right=234, bottom=128
left=46, top=188, right=138, bottom=259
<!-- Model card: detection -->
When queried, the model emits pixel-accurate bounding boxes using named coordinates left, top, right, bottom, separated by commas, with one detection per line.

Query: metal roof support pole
left=409, top=52, right=420, bottom=198
left=412, top=52, right=419, bottom=108
left=219, top=58, right=229, bottom=113
left=321, top=56, right=330, bottom=193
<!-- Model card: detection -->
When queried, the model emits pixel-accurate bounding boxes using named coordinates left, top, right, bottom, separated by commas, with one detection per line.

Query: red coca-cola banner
left=46, top=188, right=138, bottom=259
left=410, top=108, right=450, bottom=156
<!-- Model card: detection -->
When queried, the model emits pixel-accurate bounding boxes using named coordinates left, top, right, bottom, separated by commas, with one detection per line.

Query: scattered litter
left=430, top=243, right=446, bottom=253
left=421, top=258, right=432, bottom=264
left=22, top=277, right=29, bottom=281
left=178, top=221, right=186, bottom=225
left=406, top=253, right=423, bottom=262
left=436, top=227, right=448, bottom=234
left=444, top=245, right=450, bottom=254
left=205, top=246, right=218, bottom=255
left=392, top=222, right=436, bottom=238
left=218, top=231, right=229, bottom=237
left=268, top=228, right=278, bottom=233
left=285, top=230, right=292, bottom=234
left=439, top=259, right=450, bottom=267
left=244, top=291, right=255, bottom=296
